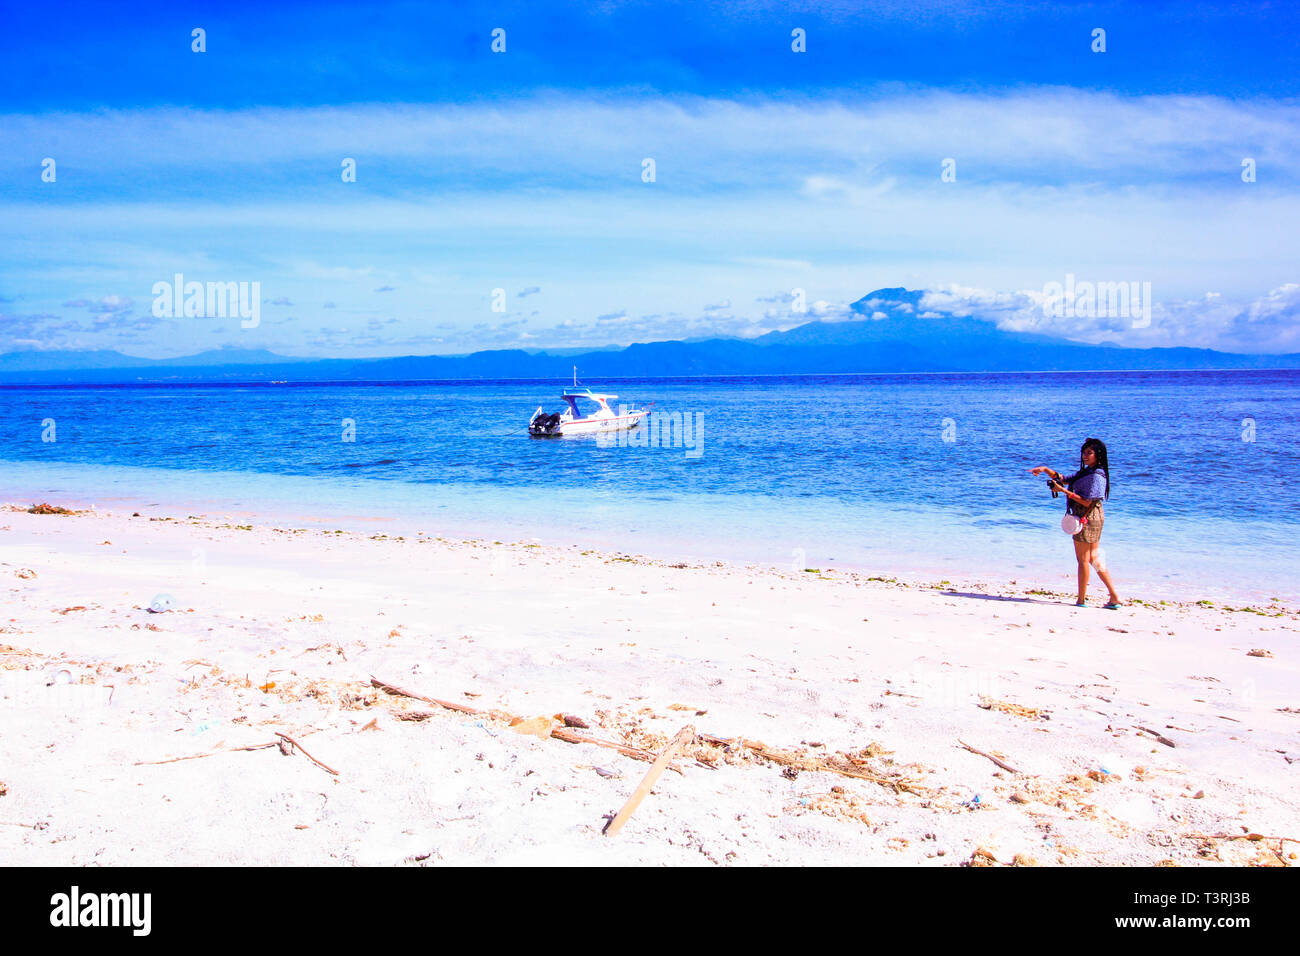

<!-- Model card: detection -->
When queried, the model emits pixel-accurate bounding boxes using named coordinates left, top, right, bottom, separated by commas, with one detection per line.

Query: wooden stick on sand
left=370, top=676, right=481, bottom=715
left=275, top=732, right=339, bottom=776
left=373, top=675, right=681, bottom=772
left=1136, top=725, right=1177, bottom=748
left=604, top=725, right=696, bottom=837
left=134, top=741, right=280, bottom=766
left=958, top=739, right=1020, bottom=774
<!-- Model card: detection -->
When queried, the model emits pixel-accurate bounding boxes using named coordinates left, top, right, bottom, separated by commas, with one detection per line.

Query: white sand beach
left=1, top=502, right=1296, bottom=866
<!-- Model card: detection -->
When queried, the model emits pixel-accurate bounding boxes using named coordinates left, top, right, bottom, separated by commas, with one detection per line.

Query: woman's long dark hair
left=1066, top=437, right=1111, bottom=499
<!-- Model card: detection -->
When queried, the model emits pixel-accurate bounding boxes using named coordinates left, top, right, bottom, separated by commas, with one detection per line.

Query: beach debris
left=511, top=716, right=557, bottom=740
left=14, top=568, right=36, bottom=579
left=45, top=669, right=73, bottom=687
left=958, top=739, right=1020, bottom=774
left=1136, top=725, right=1177, bottom=748
left=551, top=726, right=680, bottom=770
left=959, top=794, right=982, bottom=810
left=369, top=676, right=921, bottom=790
left=786, top=787, right=872, bottom=826
left=370, top=675, right=679, bottom=769
left=0, top=781, right=7, bottom=797
left=133, top=739, right=282, bottom=766
left=560, top=714, right=589, bottom=729
left=593, top=766, right=618, bottom=779
left=1010, top=790, right=1031, bottom=804
left=604, top=724, right=696, bottom=837
left=148, top=594, right=175, bottom=614
left=978, top=696, right=1048, bottom=720
left=696, top=734, right=922, bottom=794
left=370, top=676, right=479, bottom=715
left=26, top=503, right=77, bottom=515
left=55, top=607, right=87, bottom=615
left=1247, top=648, right=1273, bottom=658
left=1185, top=831, right=1298, bottom=867
left=966, top=845, right=999, bottom=866
left=275, top=733, right=338, bottom=775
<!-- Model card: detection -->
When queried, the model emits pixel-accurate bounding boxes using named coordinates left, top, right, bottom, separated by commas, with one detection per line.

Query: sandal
left=1074, top=601, right=1086, bottom=607
left=1103, top=601, right=1122, bottom=610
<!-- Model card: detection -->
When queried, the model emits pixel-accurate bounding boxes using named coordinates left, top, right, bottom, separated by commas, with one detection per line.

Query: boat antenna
left=573, top=365, right=578, bottom=388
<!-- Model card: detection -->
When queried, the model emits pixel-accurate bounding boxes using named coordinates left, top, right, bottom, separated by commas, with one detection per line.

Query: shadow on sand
left=940, top=590, right=1068, bottom=606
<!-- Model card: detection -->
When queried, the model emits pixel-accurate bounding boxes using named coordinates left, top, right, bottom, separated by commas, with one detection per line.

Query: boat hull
left=530, top=411, right=649, bottom=437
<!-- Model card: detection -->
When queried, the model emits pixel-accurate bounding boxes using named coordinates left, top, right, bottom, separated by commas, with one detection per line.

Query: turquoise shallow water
left=2, top=370, right=1297, bottom=601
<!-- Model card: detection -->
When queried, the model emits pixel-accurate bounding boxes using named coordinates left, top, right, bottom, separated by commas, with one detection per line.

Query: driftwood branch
left=1196, top=831, right=1299, bottom=844
left=1190, top=832, right=1298, bottom=867
left=370, top=676, right=921, bottom=793
left=133, top=729, right=325, bottom=767
left=372, top=675, right=680, bottom=773
left=550, top=726, right=682, bottom=773
left=958, top=739, right=1020, bottom=774
left=1136, top=725, right=1177, bottom=748
left=134, top=741, right=279, bottom=766
left=370, top=676, right=480, bottom=715
left=275, top=732, right=339, bottom=776
left=605, top=725, right=696, bottom=837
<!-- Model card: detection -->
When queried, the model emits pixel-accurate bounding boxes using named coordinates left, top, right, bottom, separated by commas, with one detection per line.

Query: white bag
left=1061, top=513, right=1082, bottom=534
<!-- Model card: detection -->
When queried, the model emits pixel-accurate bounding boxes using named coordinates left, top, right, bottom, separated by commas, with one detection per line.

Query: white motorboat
left=528, top=373, right=650, bottom=437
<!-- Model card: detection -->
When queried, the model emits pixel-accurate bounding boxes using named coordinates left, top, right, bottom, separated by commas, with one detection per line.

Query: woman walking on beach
left=1030, top=438, right=1122, bottom=609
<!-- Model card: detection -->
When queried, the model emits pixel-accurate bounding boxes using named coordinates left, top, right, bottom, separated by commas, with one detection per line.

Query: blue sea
left=2, top=370, right=1297, bottom=601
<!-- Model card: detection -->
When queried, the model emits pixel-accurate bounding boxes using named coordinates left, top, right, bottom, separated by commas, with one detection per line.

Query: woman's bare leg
left=1088, top=544, right=1121, bottom=603
left=1073, top=539, right=1091, bottom=603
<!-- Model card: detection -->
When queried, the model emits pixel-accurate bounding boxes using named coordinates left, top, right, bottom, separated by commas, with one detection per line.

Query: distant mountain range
left=3, top=288, right=1298, bottom=384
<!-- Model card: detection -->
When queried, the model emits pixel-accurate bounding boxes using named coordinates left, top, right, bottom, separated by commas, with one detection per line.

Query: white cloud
left=3, top=91, right=1298, bottom=355
left=920, top=282, right=1300, bottom=352
left=7, top=92, right=1294, bottom=186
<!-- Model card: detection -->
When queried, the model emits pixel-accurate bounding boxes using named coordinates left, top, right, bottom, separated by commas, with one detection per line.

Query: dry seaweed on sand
left=370, top=676, right=927, bottom=794
left=696, top=733, right=926, bottom=795
left=24, top=503, right=80, bottom=515
left=785, top=785, right=873, bottom=826
left=978, top=696, right=1048, bottom=720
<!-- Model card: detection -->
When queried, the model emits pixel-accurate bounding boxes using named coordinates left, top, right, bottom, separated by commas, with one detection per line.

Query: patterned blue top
left=1068, top=468, right=1107, bottom=502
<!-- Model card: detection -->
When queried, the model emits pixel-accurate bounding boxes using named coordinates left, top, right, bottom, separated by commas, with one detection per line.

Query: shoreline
left=1, top=500, right=1297, bottom=866
left=3, top=460, right=1294, bottom=607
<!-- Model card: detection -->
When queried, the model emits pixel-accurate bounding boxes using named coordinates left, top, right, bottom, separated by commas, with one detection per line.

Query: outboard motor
left=530, top=411, right=563, bottom=436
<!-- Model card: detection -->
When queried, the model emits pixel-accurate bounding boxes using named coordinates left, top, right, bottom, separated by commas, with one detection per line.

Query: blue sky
left=2, top=0, right=1299, bottom=357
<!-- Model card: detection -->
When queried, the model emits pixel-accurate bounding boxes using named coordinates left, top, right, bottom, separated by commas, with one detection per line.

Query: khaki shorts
left=1072, top=502, right=1104, bottom=544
